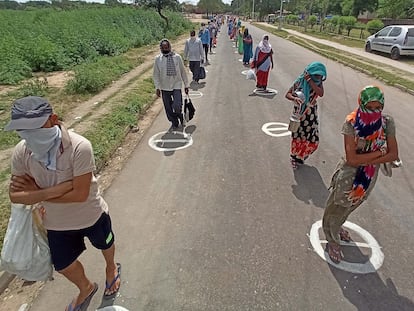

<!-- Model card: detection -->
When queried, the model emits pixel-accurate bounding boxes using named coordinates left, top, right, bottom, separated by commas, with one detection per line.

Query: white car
left=365, top=25, right=414, bottom=60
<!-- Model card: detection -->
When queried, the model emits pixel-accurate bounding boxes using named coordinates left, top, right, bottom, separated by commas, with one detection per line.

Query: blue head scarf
left=293, top=61, right=327, bottom=113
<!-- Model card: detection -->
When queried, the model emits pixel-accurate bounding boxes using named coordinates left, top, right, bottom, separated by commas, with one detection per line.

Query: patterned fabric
left=165, top=52, right=177, bottom=76
left=346, top=86, right=386, bottom=204
left=290, top=104, right=319, bottom=163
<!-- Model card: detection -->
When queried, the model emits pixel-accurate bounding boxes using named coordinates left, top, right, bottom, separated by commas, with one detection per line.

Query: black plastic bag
left=184, top=97, right=196, bottom=122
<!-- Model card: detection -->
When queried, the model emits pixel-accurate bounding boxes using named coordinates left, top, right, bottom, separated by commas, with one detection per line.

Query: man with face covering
left=184, top=30, right=204, bottom=84
left=5, top=96, right=121, bottom=311
left=153, top=39, right=189, bottom=130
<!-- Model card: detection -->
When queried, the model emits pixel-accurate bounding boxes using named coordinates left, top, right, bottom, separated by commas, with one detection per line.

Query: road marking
left=188, top=91, right=203, bottom=99
left=253, top=88, right=278, bottom=96
left=261, top=122, right=291, bottom=137
left=148, top=131, right=193, bottom=152
left=309, top=220, right=384, bottom=274
left=241, top=70, right=249, bottom=75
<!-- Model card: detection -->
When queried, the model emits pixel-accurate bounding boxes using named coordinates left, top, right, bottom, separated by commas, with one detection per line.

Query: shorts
left=47, top=212, right=115, bottom=271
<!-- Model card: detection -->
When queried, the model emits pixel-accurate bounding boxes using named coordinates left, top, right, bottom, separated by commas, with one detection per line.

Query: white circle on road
left=253, top=88, right=278, bottom=96
left=309, top=220, right=384, bottom=274
left=262, top=122, right=291, bottom=137
left=188, top=91, right=203, bottom=99
left=241, top=70, right=249, bottom=75
left=148, top=131, right=193, bottom=152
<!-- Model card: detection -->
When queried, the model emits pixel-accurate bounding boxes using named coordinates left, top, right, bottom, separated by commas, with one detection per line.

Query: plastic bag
left=0, top=203, right=53, bottom=281
left=97, top=306, right=130, bottom=311
left=246, top=69, right=256, bottom=81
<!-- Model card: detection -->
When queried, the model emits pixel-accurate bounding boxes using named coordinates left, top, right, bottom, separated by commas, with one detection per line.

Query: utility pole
left=252, top=0, right=255, bottom=21
left=278, top=0, right=283, bottom=30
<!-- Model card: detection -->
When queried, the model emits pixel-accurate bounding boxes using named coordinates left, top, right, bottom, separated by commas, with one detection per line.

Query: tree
left=135, top=0, right=180, bottom=34
left=342, top=0, right=379, bottom=18
left=378, top=0, right=413, bottom=19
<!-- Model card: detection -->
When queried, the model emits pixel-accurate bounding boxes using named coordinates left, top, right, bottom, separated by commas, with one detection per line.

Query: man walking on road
left=184, top=30, right=204, bottom=84
left=5, top=96, right=121, bottom=311
left=199, top=23, right=211, bottom=64
left=153, top=39, right=189, bottom=130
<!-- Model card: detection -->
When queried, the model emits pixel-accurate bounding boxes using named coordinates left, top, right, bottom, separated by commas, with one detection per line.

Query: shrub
left=367, top=19, right=384, bottom=34
left=308, top=15, right=318, bottom=29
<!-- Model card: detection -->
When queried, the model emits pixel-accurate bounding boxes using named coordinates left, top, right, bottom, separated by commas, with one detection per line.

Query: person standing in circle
left=153, top=39, right=189, bottom=130
left=252, top=35, right=274, bottom=91
left=322, top=86, right=399, bottom=263
left=285, top=61, right=327, bottom=169
left=242, top=28, right=253, bottom=66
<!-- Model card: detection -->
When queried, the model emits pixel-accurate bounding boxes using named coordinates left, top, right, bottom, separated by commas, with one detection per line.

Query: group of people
left=153, top=20, right=222, bottom=131
left=228, top=24, right=400, bottom=264
left=2, top=19, right=401, bottom=311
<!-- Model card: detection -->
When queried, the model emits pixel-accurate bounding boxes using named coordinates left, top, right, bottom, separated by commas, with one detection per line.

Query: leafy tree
left=378, top=0, right=413, bottom=18
left=308, top=15, right=317, bottom=28
left=366, top=19, right=384, bottom=34
left=341, top=15, right=357, bottom=36
left=342, top=0, right=379, bottom=18
left=135, top=0, right=180, bottom=34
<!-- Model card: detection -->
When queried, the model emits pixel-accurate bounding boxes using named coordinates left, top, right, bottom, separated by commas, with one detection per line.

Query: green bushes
left=0, top=7, right=192, bottom=85
left=65, top=56, right=135, bottom=94
left=367, top=19, right=384, bottom=34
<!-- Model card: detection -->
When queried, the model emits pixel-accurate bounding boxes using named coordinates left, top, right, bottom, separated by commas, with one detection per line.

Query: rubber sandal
left=65, top=282, right=98, bottom=311
left=104, top=263, right=121, bottom=299
left=326, top=243, right=343, bottom=264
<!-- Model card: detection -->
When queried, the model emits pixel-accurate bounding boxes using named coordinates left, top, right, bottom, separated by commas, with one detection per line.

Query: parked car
left=365, top=25, right=414, bottom=60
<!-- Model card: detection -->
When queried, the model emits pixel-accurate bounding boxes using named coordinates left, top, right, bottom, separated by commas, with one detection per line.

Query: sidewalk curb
left=0, top=270, right=15, bottom=294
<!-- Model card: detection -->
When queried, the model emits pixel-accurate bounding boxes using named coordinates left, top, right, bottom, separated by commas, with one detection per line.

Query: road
left=29, top=23, right=414, bottom=311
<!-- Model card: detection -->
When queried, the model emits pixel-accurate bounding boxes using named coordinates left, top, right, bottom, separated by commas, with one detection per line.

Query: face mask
left=161, top=50, right=170, bottom=55
left=17, top=126, right=62, bottom=170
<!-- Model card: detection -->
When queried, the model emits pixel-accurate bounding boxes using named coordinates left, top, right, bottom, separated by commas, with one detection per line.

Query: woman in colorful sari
left=242, top=28, right=253, bottom=66
left=285, top=61, right=327, bottom=169
left=322, top=85, right=399, bottom=263
left=252, top=35, right=274, bottom=91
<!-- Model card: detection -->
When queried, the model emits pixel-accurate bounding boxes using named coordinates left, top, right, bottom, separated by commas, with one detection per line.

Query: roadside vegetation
left=0, top=4, right=193, bottom=249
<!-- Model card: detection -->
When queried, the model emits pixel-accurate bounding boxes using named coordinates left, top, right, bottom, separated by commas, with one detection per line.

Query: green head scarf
left=294, top=62, right=327, bottom=113
left=358, top=85, right=384, bottom=112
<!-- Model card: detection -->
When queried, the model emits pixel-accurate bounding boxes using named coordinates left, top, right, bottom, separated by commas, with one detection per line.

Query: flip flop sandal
left=326, top=243, right=343, bottom=264
left=104, top=263, right=121, bottom=299
left=66, top=282, right=98, bottom=311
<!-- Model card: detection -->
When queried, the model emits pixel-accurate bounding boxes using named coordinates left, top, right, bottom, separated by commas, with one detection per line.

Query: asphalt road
left=29, top=23, right=414, bottom=311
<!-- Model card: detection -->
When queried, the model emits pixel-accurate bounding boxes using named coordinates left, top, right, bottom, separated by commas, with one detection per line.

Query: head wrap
left=293, top=61, right=327, bottom=113
left=258, top=34, right=272, bottom=53
left=160, top=39, right=176, bottom=76
left=346, top=86, right=386, bottom=204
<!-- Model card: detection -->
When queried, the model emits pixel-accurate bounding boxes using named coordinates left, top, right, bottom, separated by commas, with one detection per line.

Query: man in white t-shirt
left=5, top=96, right=121, bottom=311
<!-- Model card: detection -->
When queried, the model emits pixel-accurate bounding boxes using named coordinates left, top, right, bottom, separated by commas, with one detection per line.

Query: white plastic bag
left=0, top=203, right=53, bottom=281
left=246, top=69, right=256, bottom=81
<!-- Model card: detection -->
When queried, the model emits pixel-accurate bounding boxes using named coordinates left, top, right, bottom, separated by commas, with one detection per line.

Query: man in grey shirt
left=184, top=30, right=204, bottom=84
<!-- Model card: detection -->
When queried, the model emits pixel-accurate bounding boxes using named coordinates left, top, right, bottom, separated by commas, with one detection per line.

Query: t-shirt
left=11, top=125, right=108, bottom=230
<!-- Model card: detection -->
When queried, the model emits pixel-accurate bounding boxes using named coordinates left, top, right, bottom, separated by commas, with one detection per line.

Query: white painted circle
left=148, top=131, right=193, bottom=152
left=309, top=220, right=384, bottom=274
left=234, top=50, right=239, bottom=54
left=188, top=91, right=203, bottom=99
left=253, top=88, right=278, bottom=96
left=262, top=122, right=291, bottom=137
left=241, top=70, right=249, bottom=75
left=239, top=59, right=243, bottom=62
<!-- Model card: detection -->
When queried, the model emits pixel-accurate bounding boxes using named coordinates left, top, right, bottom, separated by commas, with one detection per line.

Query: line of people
left=228, top=23, right=401, bottom=265
left=153, top=19, right=222, bottom=131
